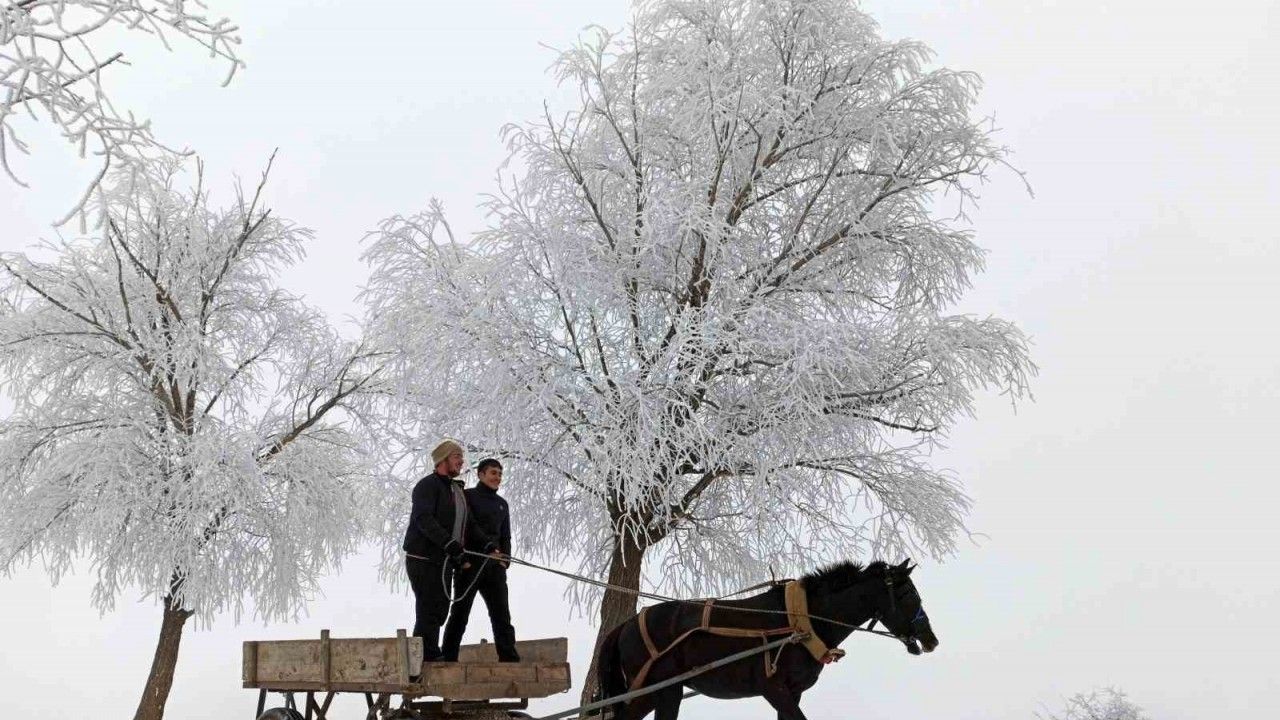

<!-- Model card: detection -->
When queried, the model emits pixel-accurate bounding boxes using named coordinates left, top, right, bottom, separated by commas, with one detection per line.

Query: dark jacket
left=464, top=483, right=511, bottom=557
left=403, top=472, right=497, bottom=562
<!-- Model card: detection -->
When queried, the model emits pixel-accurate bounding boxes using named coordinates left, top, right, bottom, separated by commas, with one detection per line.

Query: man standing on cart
left=441, top=457, right=521, bottom=662
left=403, top=440, right=499, bottom=662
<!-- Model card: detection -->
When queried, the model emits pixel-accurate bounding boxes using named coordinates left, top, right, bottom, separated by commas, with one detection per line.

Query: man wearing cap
left=403, top=440, right=498, bottom=662
left=441, top=458, right=520, bottom=662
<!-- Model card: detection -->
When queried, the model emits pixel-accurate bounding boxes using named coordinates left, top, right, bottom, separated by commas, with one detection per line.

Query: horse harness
left=626, top=580, right=846, bottom=691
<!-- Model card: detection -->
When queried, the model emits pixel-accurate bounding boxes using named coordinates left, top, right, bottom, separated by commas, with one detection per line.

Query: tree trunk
left=579, top=536, right=647, bottom=707
left=133, top=597, right=192, bottom=720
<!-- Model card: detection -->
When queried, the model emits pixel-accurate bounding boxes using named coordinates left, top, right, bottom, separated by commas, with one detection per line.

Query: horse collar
left=784, top=581, right=841, bottom=664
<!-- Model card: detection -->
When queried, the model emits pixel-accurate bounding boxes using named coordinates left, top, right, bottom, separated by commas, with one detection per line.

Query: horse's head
left=875, top=559, right=938, bottom=655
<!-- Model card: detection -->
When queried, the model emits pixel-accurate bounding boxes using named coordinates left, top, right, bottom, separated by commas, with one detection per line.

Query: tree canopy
left=365, top=0, right=1033, bottom=613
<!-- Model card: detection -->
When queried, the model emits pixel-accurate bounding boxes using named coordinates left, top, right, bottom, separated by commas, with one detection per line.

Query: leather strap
left=625, top=584, right=844, bottom=692
left=638, top=606, right=659, bottom=658
left=628, top=601, right=799, bottom=691
left=785, top=581, right=835, bottom=663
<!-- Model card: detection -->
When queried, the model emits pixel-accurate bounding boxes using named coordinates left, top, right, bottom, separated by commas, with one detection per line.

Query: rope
left=712, top=579, right=785, bottom=599
left=531, top=633, right=805, bottom=720
left=468, top=550, right=676, bottom=602
left=442, top=554, right=492, bottom=606
left=464, top=549, right=901, bottom=640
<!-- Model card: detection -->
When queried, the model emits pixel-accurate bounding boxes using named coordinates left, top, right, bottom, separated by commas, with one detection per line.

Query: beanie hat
left=431, top=439, right=463, bottom=466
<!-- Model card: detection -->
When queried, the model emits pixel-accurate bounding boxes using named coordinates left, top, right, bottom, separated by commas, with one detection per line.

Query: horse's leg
left=617, top=691, right=659, bottom=720
left=651, top=685, right=685, bottom=720
left=761, top=686, right=807, bottom=720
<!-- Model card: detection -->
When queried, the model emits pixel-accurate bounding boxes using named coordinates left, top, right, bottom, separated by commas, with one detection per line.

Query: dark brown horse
left=596, top=559, right=938, bottom=720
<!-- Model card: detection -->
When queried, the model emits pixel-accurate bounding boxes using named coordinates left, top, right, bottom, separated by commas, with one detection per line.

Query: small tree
left=1, top=1, right=242, bottom=223
left=1041, top=688, right=1151, bottom=720
left=0, top=158, right=383, bottom=720
left=363, top=0, right=1033, bottom=698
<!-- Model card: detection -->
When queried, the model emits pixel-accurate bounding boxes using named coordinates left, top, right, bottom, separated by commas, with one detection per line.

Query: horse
left=595, top=559, right=938, bottom=720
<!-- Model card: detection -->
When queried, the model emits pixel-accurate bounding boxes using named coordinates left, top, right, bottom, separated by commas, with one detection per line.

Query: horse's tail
left=595, top=622, right=629, bottom=720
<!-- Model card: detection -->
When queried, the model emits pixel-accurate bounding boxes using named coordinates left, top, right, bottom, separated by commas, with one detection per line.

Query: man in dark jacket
left=441, top=457, right=521, bottom=662
left=403, top=440, right=498, bottom=661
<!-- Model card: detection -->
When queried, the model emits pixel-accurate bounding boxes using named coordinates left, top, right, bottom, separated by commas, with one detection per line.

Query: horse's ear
left=896, top=558, right=911, bottom=571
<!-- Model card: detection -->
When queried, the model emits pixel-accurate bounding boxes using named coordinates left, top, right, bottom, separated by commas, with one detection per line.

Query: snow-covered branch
left=1, top=1, right=242, bottom=224
left=1040, top=688, right=1152, bottom=720
left=0, top=158, right=384, bottom=621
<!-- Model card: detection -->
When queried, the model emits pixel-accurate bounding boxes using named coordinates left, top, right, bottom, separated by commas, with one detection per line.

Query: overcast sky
left=2, top=2, right=1277, bottom=719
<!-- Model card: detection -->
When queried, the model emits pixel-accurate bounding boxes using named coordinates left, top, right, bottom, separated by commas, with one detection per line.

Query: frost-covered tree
left=0, top=158, right=383, bottom=720
left=1040, top=688, right=1152, bottom=720
left=363, top=0, right=1033, bottom=696
left=1, top=1, right=241, bottom=223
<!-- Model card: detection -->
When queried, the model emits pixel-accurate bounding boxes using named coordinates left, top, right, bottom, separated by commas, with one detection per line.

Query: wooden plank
left=246, top=680, right=426, bottom=693
left=330, top=637, right=423, bottom=684
left=421, top=682, right=568, bottom=701
left=244, top=634, right=566, bottom=698
left=539, top=664, right=572, bottom=685
left=422, top=663, right=467, bottom=686
left=419, top=676, right=572, bottom=700
left=466, top=664, right=539, bottom=683
left=320, top=630, right=331, bottom=686
left=409, top=636, right=424, bottom=674
left=243, top=641, right=259, bottom=685
left=396, top=629, right=410, bottom=685
left=420, top=661, right=572, bottom=700
left=256, top=639, right=320, bottom=684
left=407, top=699, right=530, bottom=712
left=245, top=669, right=569, bottom=699
left=457, top=637, right=568, bottom=663
left=248, top=636, right=424, bottom=687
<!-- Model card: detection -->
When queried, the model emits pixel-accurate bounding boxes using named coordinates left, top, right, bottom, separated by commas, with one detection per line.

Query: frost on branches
left=1040, top=689, right=1152, bottom=720
left=1, top=1, right=242, bottom=224
left=0, top=158, right=384, bottom=620
left=363, top=0, right=1034, bottom=670
left=0, top=156, right=384, bottom=718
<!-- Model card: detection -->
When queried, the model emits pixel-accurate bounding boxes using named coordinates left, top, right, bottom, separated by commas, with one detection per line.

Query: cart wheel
left=256, top=708, right=303, bottom=720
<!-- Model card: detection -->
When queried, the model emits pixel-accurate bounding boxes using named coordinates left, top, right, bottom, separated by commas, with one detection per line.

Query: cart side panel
left=420, top=660, right=571, bottom=700
left=456, top=637, right=568, bottom=663
left=255, top=639, right=321, bottom=684
left=245, top=636, right=423, bottom=688
left=331, top=637, right=423, bottom=684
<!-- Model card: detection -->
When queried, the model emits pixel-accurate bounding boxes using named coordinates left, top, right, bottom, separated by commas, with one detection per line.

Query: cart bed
left=243, top=631, right=571, bottom=701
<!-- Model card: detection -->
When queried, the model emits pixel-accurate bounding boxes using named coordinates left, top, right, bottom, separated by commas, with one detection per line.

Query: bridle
left=863, top=571, right=929, bottom=652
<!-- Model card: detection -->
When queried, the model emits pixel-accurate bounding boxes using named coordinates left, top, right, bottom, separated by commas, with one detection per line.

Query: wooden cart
left=243, top=630, right=571, bottom=720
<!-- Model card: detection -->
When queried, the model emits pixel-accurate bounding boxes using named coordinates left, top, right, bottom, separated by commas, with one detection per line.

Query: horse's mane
left=799, top=560, right=889, bottom=593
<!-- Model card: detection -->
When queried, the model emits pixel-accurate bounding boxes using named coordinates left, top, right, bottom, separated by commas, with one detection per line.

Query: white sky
left=2, top=2, right=1278, bottom=719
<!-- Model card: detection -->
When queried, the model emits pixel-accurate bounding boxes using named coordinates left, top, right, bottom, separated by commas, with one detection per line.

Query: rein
left=463, top=549, right=907, bottom=646
left=443, top=554, right=491, bottom=605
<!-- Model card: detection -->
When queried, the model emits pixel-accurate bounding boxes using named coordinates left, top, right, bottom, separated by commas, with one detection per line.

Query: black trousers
left=441, top=563, right=519, bottom=661
left=406, top=556, right=452, bottom=661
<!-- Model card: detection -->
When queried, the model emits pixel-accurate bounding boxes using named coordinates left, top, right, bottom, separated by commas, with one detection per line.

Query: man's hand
left=444, top=539, right=464, bottom=559
left=489, top=550, right=509, bottom=569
